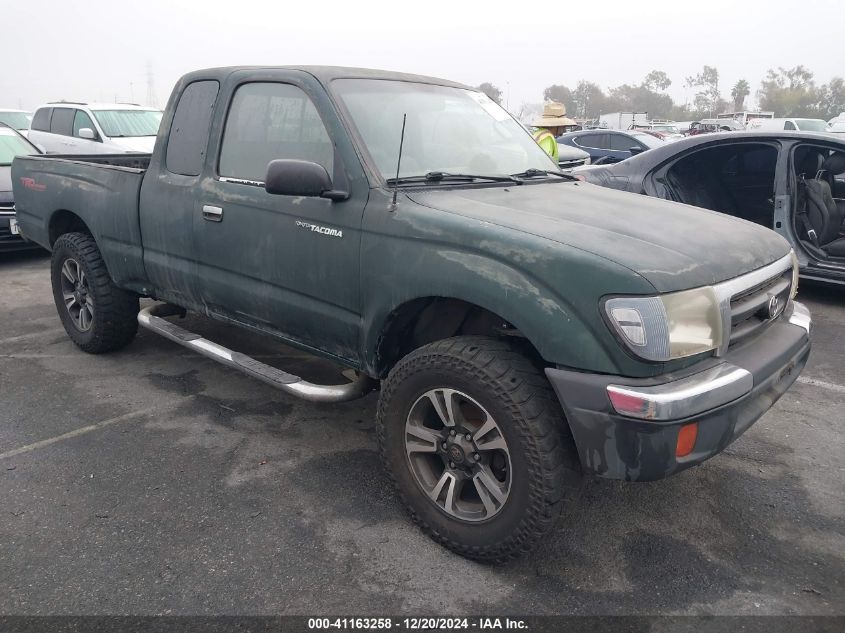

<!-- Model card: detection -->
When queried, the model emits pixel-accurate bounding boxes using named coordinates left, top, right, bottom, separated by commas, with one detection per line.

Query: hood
left=107, top=136, right=156, bottom=153
left=407, top=181, right=790, bottom=292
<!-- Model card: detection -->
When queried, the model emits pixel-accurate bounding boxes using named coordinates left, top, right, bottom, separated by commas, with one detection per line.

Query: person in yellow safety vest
left=532, top=102, right=576, bottom=163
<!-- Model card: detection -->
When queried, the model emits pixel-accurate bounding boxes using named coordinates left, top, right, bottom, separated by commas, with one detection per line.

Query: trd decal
left=19, top=177, right=46, bottom=192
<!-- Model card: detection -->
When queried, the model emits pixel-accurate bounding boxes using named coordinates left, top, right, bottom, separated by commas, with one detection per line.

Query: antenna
left=390, top=114, right=407, bottom=210
left=146, top=60, right=158, bottom=108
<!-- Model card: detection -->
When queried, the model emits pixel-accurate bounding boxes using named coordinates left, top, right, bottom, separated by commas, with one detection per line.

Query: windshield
left=794, top=119, right=829, bottom=132
left=630, top=132, right=663, bottom=149
left=0, top=129, right=38, bottom=165
left=92, top=110, right=162, bottom=137
left=652, top=125, right=679, bottom=134
left=333, top=79, right=557, bottom=180
left=0, top=112, right=32, bottom=131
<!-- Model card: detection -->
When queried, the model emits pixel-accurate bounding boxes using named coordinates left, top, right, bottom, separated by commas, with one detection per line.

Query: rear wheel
left=377, top=336, right=581, bottom=562
left=51, top=232, right=139, bottom=353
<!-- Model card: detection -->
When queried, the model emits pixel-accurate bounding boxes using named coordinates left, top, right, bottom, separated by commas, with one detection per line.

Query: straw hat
left=533, top=102, right=576, bottom=128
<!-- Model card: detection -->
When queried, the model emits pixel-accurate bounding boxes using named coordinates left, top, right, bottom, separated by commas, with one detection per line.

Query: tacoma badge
left=295, top=220, right=343, bottom=238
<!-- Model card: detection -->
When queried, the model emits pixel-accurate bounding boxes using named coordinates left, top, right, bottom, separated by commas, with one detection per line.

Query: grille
left=1, top=212, right=17, bottom=241
left=559, top=157, right=588, bottom=169
left=727, top=269, right=792, bottom=347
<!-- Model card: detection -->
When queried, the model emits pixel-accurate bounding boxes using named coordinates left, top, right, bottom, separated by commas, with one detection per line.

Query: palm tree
left=731, top=79, right=751, bottom=111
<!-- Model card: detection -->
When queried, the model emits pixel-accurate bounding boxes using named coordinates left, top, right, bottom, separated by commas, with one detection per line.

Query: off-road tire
left=377, top=336, right=582, bottom=562
left=51, top=232, right=139, bottom=353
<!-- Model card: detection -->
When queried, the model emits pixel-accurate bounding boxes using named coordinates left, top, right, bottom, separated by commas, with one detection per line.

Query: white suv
left=28, top=102, right=162, bottom=154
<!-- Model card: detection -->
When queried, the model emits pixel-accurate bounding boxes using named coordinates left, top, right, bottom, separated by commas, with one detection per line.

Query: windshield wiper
left=510, top=168, right=577, bottom=181
left=387, top=171, right=523, bottom=185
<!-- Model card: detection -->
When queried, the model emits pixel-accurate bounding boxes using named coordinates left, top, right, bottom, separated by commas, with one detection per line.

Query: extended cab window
left=31, top=108, right=52, bottom=132
left=219, top=82, right=333, bottom=182
left=50, top=108, right=74, bottom=136
left=73, top=110, right=97, bottom=139
left=166, top=80, right=220, bottom=176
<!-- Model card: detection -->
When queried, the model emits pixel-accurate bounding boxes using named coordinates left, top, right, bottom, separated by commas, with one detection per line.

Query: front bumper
left=545, top=301, right=812, bottom=481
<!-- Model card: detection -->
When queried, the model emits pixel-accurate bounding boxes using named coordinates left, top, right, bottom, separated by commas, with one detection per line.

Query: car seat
left=801, top=152, right=845, bottom=256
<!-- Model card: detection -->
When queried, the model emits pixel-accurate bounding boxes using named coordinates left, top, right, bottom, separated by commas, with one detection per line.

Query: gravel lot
left=1, top=250, right=843, bottom=615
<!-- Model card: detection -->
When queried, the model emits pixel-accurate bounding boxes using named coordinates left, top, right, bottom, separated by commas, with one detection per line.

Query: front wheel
left=377, top=337, right=581, bottom=562
left=51, top=232, right=139, bottom=354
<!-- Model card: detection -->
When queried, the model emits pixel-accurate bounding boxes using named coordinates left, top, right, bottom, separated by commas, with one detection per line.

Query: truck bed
left=11, top=154, right=151, bottom=287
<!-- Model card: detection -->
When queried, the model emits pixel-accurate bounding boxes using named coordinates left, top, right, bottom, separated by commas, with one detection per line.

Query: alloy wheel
left=59, top=258, right=94, bottom=332
left=404, top=388, right=512, bottom=522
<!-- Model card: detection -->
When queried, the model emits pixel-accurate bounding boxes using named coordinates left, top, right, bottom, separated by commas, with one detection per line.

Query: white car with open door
left=28, top=102, right=162, bottom=154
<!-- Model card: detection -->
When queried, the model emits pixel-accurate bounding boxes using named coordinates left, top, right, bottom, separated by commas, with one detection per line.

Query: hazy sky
left=4, top=0, right=841, bottom=113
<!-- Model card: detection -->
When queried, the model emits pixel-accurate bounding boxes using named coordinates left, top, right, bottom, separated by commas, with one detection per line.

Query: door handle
left=202, top=205, right=223, bottom=222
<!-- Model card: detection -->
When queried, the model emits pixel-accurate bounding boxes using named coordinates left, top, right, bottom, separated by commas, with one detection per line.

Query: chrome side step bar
left=137, top=303, right=377, bottom=403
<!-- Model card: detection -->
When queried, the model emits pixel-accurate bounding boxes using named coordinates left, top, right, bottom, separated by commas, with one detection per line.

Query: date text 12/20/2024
left=307, top=618, right=528, bottom=630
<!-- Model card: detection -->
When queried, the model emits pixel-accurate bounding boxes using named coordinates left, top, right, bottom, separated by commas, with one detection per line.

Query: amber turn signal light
left=676, top=423, right=698, bottom=458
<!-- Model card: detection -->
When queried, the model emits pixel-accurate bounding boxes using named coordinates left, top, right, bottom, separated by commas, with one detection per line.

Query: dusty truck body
left=12, top=66, right=812, bottom=561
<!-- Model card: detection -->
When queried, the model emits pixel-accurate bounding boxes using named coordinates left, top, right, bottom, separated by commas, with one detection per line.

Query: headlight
left=790, top=250, right=799, bottom=299
left=605, top=286, right=723, bottom=361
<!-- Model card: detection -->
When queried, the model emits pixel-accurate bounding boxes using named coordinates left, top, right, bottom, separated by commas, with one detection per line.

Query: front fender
left=358, top=192, right=658, bottom=377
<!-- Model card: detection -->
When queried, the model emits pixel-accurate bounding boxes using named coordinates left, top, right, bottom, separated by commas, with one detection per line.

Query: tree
left=572, top=80, right=606, bottom=119
left=476, top=82, right=502, bottom=105
left=643, top=70, right=672, bottom=92
left=686, top=66, right=724, bottom=116
left=543, top=84, right=572, bottom=104
left=604, top=71, right=675, bottom=118
left=757, top=66, right=818, bottom=116
left=816, top=77, right=845, bottom=120
left=606, top=83, right=673, bottom=118
left=731, top=79, right=750, bottom=111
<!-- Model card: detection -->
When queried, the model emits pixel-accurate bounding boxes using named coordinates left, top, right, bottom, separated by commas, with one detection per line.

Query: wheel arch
left=49, top=209, right=92, bottom=246
left=370, top=297, right=544, bottom=378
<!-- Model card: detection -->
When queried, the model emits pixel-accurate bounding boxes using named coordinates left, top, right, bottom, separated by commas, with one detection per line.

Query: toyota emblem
left=767, top=294, right=784, bottom=319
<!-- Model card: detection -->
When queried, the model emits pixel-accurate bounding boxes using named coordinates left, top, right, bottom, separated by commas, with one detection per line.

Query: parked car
left=557, top=128, right=663, bottom=164
left=556, top=144, right=591, bottom=169
left=13, top=66, right=811, bottom=562
left=630, top=122, right=685, bottom=142
left=638, top=129, right=685, bottom=143
left=630, top=121, right=681, bottom=135
left=0, top=109, right=33, bottom=135
left=746, top=118, right=829, bottom=133
left=0, top=124, right=42, bottom=252
left=688, top=119, right=743, bottom=135
left=576, top=131, right=845, bottom=284
left=675, top=121, right=694, bottom=135
left=28, top=102, right=162, bottom=154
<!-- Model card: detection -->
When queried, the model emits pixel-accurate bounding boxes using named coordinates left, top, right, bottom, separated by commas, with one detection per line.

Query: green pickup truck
left=12, top=66, right=812, bottom=561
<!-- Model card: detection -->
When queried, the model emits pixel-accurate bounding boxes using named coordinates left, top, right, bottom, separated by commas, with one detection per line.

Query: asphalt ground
left=0, top=249, right=843, bottom=615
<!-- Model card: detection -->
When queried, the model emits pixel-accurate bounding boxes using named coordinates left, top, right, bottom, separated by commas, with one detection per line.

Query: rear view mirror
left=628, top=146, right=645, bottom=156
left=264, top=159, right=348, bottom=201
left=78, top=127, right=97, bottom=140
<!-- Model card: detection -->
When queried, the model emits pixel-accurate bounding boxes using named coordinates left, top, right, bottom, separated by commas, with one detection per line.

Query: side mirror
left=264, top=159, right=348, bottom=201
left=78, top=127, right=97, bottom=140
left=628, top=146, right=645, bottom=156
